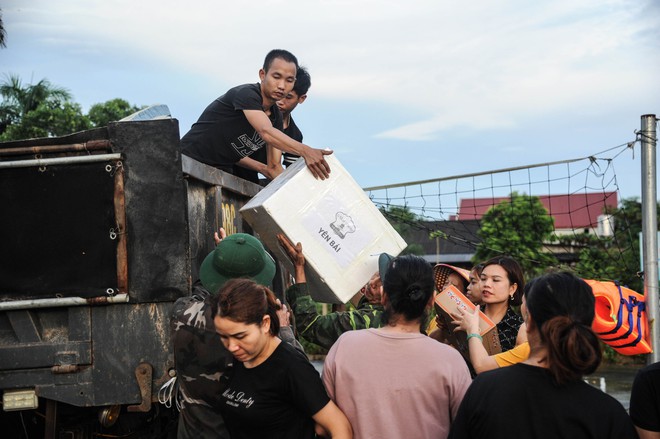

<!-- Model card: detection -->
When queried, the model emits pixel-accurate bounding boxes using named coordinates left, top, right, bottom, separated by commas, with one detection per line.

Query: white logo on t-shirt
left=222, top=388, right=255, bottom=409
left=232, top=133, right=266, bottom=157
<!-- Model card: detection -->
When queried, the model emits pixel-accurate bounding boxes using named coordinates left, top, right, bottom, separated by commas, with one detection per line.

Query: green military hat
left=199, top=233, right=276, bottom=294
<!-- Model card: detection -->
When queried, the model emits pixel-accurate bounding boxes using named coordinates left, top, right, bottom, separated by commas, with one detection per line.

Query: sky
left=2, top=0, right=659, bottom=201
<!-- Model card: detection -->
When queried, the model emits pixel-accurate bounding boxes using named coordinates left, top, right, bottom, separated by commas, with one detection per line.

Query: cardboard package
left=434, top=285, right=495, bottom=335
left=239, top=154, right=407, bottom=304
left=434, top=285, right=501, bottom=357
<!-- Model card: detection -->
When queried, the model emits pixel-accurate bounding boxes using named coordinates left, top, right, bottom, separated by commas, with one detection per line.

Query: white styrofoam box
left=239, top=154, right=407, bottom=304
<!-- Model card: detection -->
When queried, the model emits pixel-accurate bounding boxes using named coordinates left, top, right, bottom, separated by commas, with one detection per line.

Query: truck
left=0, top=117, right=272, bottom=438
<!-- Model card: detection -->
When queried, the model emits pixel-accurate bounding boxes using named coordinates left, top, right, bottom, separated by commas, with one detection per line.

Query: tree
left=0, top=74, right=72, bottom=137
left=562, top=197, right=654, bottom=293
left=1, top=101, right=91, bottom=140
left=380, top=205, right=424, bottom=255
left=0, top=75, right=144, bottom=141
left=1, top=9, right=6, bottom=48
left=88, top=98, right=141, bottom=127
left=473, top=192, right=556, bottom=278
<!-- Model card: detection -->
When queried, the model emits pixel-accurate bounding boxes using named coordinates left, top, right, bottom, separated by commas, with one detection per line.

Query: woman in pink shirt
left=323, top=254, right=472, bottom=439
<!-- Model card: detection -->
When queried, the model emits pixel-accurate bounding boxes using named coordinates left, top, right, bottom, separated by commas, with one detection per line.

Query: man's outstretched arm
left=244, top=109, right=332, bottom=180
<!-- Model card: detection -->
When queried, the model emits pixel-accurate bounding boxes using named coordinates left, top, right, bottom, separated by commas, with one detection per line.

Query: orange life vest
left=584, top=279, right=652, bottom=356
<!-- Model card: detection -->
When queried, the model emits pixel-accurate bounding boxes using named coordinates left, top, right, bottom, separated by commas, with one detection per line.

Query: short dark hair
left=263, top=49, right=299, bottom=72
left=382, top=255, right=434, bottom=325
left=524, top=272, right=601, bottom=385
left=293, top=66, right=311, bottom=96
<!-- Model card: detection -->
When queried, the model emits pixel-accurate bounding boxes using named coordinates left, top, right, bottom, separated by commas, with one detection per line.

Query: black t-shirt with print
left=233, top=113, right=303, bottom=182
left=219, top=341, right=329, bottom=439
left=181, top=83, right=283, bottom=172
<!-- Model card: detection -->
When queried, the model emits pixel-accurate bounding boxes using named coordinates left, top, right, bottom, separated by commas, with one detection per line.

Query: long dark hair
left=214, top=278, right=281, bottom=336
left=524, top=272, right=601, bottom=385
left=382, top=255, right=434, bottom=325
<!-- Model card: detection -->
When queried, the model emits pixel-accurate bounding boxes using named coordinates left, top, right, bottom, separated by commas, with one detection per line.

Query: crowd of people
left=167, top=48, right=655, bottom=438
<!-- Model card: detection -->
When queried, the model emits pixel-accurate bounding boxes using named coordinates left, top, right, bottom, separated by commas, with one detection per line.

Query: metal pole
left=641, top=114, right=659, bottom=364
left=0, top=153, right=121, bottom=169
left=0, top=293, right=129, bottom=311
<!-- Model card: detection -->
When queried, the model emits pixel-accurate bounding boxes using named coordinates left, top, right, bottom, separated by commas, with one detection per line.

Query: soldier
left=277, top=233, right=385, bottom=350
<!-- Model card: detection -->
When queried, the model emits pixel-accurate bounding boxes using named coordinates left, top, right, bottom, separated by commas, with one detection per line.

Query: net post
left=641, top=114, right=659, bottom=363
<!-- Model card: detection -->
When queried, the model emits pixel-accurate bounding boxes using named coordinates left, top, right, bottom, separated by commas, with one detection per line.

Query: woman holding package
left=428, top=263, right=471, bottom=342
left=213, top=278, right=352, bottom=439
left=323, top=254, right=471, bottom=439
left=454, top=256, right=526, bottom=352
left=448, top=272, right=637, bottom=438
left=449, top=257, right=529, bottom=373
left=453, top=292, right=531, bottom=374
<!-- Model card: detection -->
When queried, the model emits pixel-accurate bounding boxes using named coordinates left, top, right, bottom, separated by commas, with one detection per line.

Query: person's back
left=450, top=363, right=635, bottom=439
left=448, top=272, right=637, bottom=439
left=325, top=328, right=469, bottom=438
left=323, top=254, right=471, bottom=439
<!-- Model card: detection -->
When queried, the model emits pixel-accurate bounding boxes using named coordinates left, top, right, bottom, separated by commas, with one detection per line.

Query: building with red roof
left=416, top=192, right=618, bottom=266
left=454, top=192, right=617, bottom=235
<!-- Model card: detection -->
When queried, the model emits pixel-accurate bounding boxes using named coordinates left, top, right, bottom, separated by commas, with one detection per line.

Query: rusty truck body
left=0, top=118, right=264, bottom=437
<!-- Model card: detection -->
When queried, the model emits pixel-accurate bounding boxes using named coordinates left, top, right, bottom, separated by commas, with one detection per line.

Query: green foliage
left=1, top=101, right=91, bottom=140
left=473, top=192, right=557, bottom=277
left=429, top=230, right=447, bottom=240
left=380, top=205, right=424, bottom=255
left=383, top=205, right=416, bottom=235
left=559, top=197, right=650, bottom=293
left=600, top=343, right=647, bottom=365
left=0, top=74, right=73, bottom=138
left=401, top=243, right=425, bottom=256
left=87, top=98, right=142, bottom=127
left=0, top=74, right=143, bottom=141
left=0, top=9, right=6, bottom=48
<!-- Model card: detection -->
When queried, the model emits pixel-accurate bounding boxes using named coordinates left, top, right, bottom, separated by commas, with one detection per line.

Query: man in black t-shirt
left=236, top=66, right=311, bottom=183
left=181, top=50, right=331, bottom=183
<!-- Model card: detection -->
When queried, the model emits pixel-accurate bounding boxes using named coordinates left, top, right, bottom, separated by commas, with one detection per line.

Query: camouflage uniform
left=170, top=283, right=301, bottom=439
left=286, top=282, right=384, bottom=350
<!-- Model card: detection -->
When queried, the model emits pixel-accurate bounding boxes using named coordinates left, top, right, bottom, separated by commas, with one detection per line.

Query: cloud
left=3, top=0, right=658, bottom=141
